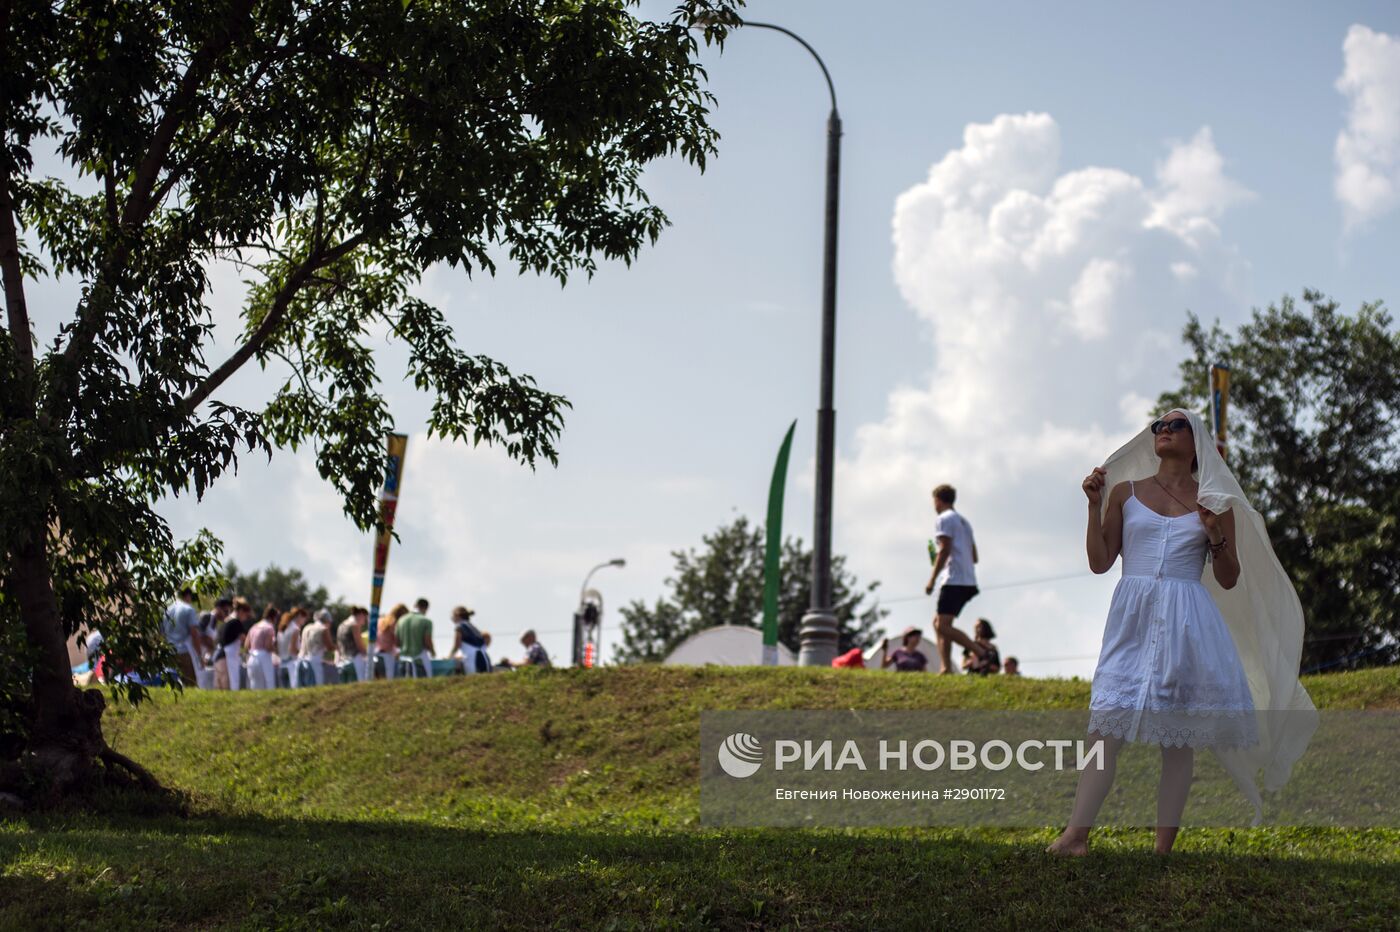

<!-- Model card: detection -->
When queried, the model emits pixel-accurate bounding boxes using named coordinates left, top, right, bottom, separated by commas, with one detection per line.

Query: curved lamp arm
left=579, top=558, right=626, bottom=607
left=740, top=20, right=839, bottom=115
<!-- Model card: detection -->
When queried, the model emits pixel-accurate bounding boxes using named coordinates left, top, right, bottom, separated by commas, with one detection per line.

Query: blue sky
left=29, top=2, right=1400, bottom=674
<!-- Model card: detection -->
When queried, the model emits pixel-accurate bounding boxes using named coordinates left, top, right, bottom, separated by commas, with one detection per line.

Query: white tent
left=663, top=625, right=797, bottom=667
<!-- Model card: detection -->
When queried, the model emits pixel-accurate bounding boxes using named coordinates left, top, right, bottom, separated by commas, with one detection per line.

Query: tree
left=0, top=0, right=741, bottom=802
left=615, top=516, right=888, bottom=663
left=1158, top=290, right=1399, bottom=672
left=219, top=561, right=350, bottom=621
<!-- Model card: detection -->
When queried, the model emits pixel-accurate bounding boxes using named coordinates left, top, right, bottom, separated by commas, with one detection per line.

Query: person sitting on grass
left=879, top=626, right=928, bottom=672
left=1002, top=656, right=1020, bottom=676
left=511, top=629, right=551, bottom=669
left=961, top=619, right=1001, bottom=676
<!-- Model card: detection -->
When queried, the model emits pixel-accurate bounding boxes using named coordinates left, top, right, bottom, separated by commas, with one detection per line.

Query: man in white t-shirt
left=924, top=484, right=990, bottom=674
left=161, top=587, right=205, bottom=687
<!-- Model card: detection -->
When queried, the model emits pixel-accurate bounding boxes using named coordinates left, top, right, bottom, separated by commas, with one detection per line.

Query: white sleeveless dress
left=1088, top=483, right=1259, bottom=748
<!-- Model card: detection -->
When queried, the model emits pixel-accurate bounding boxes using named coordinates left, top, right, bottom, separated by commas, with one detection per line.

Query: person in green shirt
left=397, top=598, right=436, bottom=677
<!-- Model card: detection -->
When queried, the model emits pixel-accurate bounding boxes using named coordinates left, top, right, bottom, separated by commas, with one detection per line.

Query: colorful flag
left=1209, top=365, right=1230, bottom=459
left=367, top=433, right=408, bottom=645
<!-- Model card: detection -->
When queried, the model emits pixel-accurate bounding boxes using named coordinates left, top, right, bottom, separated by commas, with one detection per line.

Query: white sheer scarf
left=1098, top=408, right=1318, bottom=825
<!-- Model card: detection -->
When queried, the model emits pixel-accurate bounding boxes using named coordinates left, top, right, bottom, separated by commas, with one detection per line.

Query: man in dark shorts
left=924, top=484, right=989, bottom=674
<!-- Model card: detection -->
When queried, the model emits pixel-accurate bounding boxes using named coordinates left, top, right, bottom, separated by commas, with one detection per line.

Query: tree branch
left=58, top=0, right=256, bottom=376
left=146, top=42, right=281, bottom=212
left=183, top=232, right=368, bottom=412
left=120, top=1, right=256, bottom=230
left=103, top=160, right=118, bottom=229
left=0, top=161, right=35, bottom=403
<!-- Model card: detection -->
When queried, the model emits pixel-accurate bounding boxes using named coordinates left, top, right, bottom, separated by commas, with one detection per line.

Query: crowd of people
left=880, top=622, right=1016, bottom=675
left=90, top=483, right=1009, bottom=686
left=830, top=483, right=1019, bottom=676
left=829, top=621, right=1019, bottom=676
left=83, top=591, right=553, bottom=690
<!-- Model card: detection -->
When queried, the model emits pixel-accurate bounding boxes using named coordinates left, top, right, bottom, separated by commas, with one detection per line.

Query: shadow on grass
left=1, top=809, right=1395, bottom=930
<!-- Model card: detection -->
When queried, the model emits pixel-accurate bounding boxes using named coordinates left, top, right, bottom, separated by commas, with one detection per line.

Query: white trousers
left=248, top=650, right=277, bottom=690
left=189, top=644, right=214, bottom=689
left=226, top=636, right=243, bottom=691
left=352, top=655, right=368, bottom=682
left=401, top=650, right=432, bottom=678
left=380, top=648, right=398, bottom=680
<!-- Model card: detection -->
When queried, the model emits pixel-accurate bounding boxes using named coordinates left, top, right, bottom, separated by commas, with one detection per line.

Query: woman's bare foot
left=1046, top=830, right=1089, bottom=857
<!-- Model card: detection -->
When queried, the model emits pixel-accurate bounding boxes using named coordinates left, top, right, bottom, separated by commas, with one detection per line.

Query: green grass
left=3, top=666, right=1398, bottom=929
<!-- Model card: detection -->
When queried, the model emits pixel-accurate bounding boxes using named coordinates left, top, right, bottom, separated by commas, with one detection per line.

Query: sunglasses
left=1150, top=417, right=1192, bottom=435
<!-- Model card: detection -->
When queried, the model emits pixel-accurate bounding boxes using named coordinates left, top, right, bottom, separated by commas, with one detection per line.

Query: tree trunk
left=3, top=44, right=134, bottom=806
left=8, top=528, right=109, bottom=803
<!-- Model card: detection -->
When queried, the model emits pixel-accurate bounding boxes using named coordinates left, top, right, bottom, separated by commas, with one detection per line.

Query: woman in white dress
left=1048, top=409, right=1268, bottom=857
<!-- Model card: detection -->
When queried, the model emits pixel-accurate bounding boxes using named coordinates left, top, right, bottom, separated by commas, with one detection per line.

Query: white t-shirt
left=935, top=509, right=977, bottom=587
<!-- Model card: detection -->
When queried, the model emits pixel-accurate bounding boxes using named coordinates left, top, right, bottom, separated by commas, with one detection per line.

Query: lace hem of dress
left=1086, top=708, right=1261, bottom=749
left=1090, top=679, right=1254, bottom=713
left=1090, top=691, right=1254, bottom=715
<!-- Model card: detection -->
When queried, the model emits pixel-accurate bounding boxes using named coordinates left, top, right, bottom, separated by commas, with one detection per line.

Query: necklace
left=1152, top=475, right=1197, bottom=516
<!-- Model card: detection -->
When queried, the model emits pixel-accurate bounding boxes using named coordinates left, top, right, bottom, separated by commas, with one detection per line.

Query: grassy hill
left=3, top=666, right=1399, bottom=929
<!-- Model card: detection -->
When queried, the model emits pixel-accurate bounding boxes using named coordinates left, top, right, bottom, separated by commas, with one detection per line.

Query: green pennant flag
left=762, top=421, right=797, bottom=665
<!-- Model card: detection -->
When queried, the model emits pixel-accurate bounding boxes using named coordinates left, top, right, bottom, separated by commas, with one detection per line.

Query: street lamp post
left=574, top=558, right=625, bottom=666
left=735, top=21, right=843, bottom=666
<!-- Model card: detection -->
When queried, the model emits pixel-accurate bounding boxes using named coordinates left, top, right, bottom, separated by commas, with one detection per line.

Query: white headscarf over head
left=1098, top=408, right=1318, bottom=825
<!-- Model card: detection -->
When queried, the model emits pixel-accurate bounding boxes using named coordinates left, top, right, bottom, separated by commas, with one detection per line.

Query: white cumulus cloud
left=1147, top=127, right=1254, bottom=244
left=1334, top=24, right=1400, bottom=228
left=836, top=113, right=1252, bottom=677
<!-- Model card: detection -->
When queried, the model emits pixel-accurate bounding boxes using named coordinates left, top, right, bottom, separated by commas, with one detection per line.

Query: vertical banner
left=762, top=421, right=798, bottom=666
left=367, top=433, right=409, bottom=647
left=1209, top=365, right=1230, bottom=459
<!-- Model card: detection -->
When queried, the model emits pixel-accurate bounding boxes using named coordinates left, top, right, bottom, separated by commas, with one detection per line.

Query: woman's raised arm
left=1084, top=470, right=1127, bottom=574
